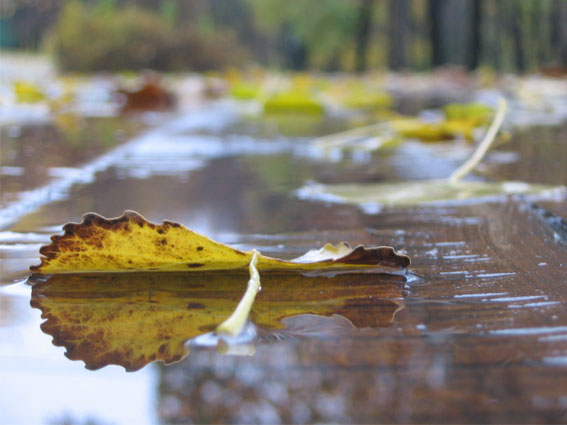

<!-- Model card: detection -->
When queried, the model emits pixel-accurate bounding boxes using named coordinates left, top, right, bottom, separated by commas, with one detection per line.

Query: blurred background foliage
left=0, top=0, right=566, bottom=73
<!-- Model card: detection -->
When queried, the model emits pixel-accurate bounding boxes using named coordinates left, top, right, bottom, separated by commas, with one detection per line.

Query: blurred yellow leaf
left=14, top=81, right=47, bottom=103
left=342, top=90, right=393, bottom=111
left=392, top=117, right=480, bottom=141
left=230, top=82, right=261, bottom=100
left=264, top=91, right=324, bottom=115
left=391, top=118, right=450, bottom=141
left=298, top=180, right=565, bottom=208
left=442, top=102, right=493, bottom=124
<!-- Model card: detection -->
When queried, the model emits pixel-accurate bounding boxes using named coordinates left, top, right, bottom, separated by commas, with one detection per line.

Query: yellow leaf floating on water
left=14, top=81, right=47, bottom=103
left=263, top=91, right=325, bottom=115
left=299, top=97, right=567, bottom=209
left=391, top=117, right=481, bottom=141
left=30, top=211, right=409, bottom=274
left=342, top=90, right=393, bottom=111
left=442, top=102, right=493, bottom=124
left=298, top=180, right=566, bottom=209
left=230, top=82, right=262, bottom=100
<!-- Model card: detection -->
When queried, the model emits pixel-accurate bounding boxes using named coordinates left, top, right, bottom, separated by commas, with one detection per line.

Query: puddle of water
left=0, top=281, right=157, bottom=425
left=1, top=100, right=567, bottom=423
left=453, top=292, right=508, bottom=298
left=0, top=116, right=144, bottom=229
left=217, top=111, right=356, bottom=140
left=481, top=125, right=567, bottom=185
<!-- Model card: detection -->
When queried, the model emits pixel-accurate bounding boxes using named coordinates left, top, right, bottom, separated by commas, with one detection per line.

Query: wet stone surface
left=154, top=201, right=567, bottom=424
left=0, top=101, right=566, bottom=424
left=0, top=116, right=144, bottom=206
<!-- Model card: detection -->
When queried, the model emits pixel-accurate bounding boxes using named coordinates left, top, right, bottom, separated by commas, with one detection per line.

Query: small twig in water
left=448, top=97, right=508, bottom=183
left=312, top=122, right=387, bottom=147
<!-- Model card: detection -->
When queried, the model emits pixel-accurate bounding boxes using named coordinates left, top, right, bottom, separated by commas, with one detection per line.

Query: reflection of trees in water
left=157, top=324, right=562, bottom=424
left=31, top=153, right=366, bottom=237
left=157, top=335, right=443, bottom=424
left=481, top=125, right=567, bottom=186
left=0, top=118, right=139, bottom=202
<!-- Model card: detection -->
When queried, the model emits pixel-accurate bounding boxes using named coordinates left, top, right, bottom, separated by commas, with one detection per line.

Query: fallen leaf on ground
left=264, top=91, right=324, bottom=115
left=14, top=81, right=47, bottom=103
left=300, top=97, right=567, bottom=209
left=230, top=82, right=262, bottom=100
left=117, top=80, right=175, bottom=113
left=30, top=271, right=404, bottom=370
left=30, top=211, right=409, bottom=274
left=309, top=101, right=497, bottom=158
left=442, top=102, right=493, bottom=124
left=342, top=90, right=393, bottom=111
left=297, top=180, right=566, bottom=209
left=391, top=118, right=480, bottom=141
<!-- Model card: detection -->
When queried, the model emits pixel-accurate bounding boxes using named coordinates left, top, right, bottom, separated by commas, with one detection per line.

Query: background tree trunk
left=550, top=0, right=567, bottom=66
left=510, top=1, right=526, bottom=72
left=355, top=0, right=374, bottom=72
left=428, top=0, right=445, bottom=68
left=466, top=0, right=482, bottom=70
left=388, top=0, right=409, bottom=70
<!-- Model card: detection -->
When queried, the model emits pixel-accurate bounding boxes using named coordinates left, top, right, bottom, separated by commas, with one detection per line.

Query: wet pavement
left=1, top=98, right=566, bottom=424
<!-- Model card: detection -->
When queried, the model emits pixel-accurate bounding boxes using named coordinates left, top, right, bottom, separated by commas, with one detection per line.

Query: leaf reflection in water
left=29, top=271, right=404, bottom=371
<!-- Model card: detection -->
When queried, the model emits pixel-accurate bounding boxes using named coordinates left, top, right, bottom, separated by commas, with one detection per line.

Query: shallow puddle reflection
left=30, top=271, right=405, bottom=371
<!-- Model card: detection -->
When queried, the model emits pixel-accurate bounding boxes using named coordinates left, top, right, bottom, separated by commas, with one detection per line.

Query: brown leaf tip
left=30, top=210, right=183, bottom=274
left=336, top=245, right=410, bottom=270
left=65, top=210, right=151, bottom=233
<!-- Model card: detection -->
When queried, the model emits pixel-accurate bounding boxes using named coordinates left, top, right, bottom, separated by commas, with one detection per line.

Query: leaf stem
left=313, top=122, right=386, bottom=147
left=216, top=250, right=261, bottom=337
left=448, top=97, right=508, bottom=183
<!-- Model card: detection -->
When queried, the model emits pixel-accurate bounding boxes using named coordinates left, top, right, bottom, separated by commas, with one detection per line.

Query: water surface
left=1, top=100, right=566, bottom=424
